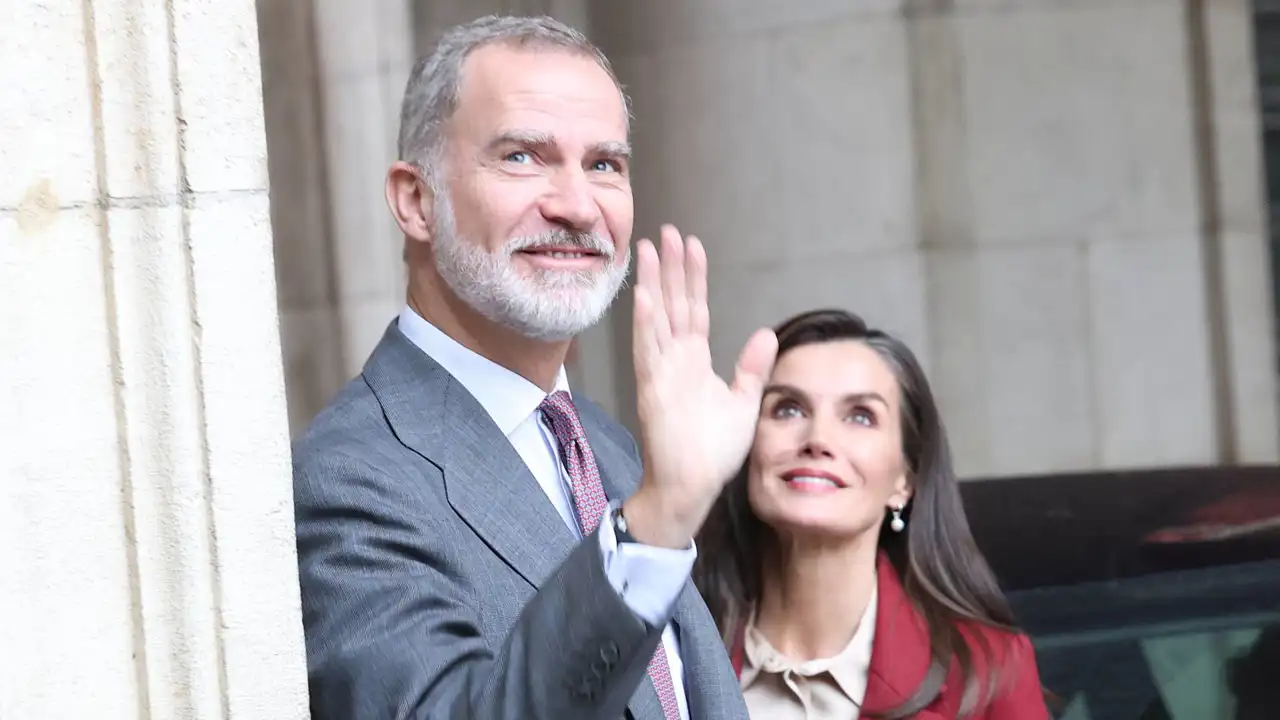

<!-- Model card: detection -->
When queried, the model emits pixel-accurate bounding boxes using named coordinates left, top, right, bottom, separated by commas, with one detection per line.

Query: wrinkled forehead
left=451, top=43, right=629, bottom=143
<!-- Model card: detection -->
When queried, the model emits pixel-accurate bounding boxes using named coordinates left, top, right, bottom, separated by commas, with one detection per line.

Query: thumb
left=731, top=328, right=779, bottom=400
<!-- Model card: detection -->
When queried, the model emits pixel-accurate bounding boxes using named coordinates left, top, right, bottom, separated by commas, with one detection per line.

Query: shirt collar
left=740, top=581, right=879, bottom=703
left=397, top=305, right=570, bottom=436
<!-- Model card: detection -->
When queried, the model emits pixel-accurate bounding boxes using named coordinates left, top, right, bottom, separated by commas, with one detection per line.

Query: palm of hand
left=632, top=225, right=778, bottom=500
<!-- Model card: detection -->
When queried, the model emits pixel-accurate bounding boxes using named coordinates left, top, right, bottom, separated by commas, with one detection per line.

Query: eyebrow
left=762, top=383, right=890, bottom=409
left=591, top=139, right=632, bottom=161
left=484, top=130, right=631, bottom=161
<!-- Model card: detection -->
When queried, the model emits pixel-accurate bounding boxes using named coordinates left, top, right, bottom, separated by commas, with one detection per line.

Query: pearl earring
left=890, top=505, right=905, bottom=533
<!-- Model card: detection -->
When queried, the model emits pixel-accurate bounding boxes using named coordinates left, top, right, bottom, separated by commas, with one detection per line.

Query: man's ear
left=386, top=161, right=433, bottom=243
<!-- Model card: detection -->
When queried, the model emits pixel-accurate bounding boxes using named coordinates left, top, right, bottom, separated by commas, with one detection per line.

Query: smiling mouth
left=786, top=476, right=842, bottom=489
left=781, top=470, right=848, bottom=492
left=518, top=248, right=603, bottom=260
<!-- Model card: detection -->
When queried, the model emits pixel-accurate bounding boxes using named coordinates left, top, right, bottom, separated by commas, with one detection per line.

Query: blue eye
left=849, top=408, right=876, bottom=427
left=591, top=159, right=621, bottom=173
left=770, top=400, right=802, bottom=419
left=505, top=151, right=533, bottom=164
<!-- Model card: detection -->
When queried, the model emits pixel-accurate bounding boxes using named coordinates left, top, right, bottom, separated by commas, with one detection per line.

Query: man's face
left=428, top=43, right=633, bottom=342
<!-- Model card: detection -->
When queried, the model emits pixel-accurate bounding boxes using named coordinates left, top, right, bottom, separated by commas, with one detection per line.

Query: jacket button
left=567, top=675, right=597, bottom=700
left=600, top=641, right=621, bottom=664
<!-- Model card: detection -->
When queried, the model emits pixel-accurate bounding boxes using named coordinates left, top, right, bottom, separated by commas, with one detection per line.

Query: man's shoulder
left=295, top=374, right=380, bottom=449
left=292, top=372, right=428, bottom=477
left=291, top=371, right=453, bottom=513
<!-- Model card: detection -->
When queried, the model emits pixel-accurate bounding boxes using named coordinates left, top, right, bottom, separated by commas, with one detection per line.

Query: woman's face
left=747, top=340, right=913, bottom=539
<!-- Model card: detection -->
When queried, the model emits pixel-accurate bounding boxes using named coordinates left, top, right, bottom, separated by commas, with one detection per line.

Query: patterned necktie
left=539, top=391, right=682, bottom=720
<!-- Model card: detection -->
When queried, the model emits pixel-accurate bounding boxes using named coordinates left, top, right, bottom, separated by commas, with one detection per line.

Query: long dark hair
left=693, top=309, right=1022, bottom=717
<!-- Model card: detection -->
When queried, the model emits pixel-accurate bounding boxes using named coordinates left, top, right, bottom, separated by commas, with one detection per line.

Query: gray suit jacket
left=293, top=322, right=748, bottom=720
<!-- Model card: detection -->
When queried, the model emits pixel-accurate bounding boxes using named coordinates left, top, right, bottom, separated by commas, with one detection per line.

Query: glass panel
left=1036, top=621, right=1278, bottom=719
left=963, top=465, right=1280, bottom=719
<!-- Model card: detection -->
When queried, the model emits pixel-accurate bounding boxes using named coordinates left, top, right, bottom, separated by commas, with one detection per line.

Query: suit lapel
left=673, top=583, right=742, bottom=720
left=438, top=378, right=577, bottom=588
left=364, top=324, right=575, bottom=590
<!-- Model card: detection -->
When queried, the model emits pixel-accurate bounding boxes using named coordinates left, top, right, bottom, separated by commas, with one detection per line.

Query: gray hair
left=397, top=14, right=629, bottom=182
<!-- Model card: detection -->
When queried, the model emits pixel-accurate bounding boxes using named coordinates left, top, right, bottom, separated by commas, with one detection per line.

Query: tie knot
left=540, top=390, right=586, bottom=444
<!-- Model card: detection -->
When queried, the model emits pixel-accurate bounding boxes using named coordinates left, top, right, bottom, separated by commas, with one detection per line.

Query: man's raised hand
left=625, top=224, right=778, bottom=549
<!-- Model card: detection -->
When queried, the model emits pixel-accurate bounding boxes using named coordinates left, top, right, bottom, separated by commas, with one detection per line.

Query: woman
left=693, top=309, right=1050, bottom=719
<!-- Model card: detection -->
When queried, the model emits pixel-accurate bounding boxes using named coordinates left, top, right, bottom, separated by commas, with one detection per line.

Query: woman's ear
left=888, top=472, right=913, bottom=509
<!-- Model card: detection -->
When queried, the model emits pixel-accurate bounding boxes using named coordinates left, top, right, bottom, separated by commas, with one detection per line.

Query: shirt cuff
left=596, top=504, right=697, bottom=627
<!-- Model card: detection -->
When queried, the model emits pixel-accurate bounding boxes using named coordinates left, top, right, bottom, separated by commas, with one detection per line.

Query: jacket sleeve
left=295, top=452, right=665, bottom=720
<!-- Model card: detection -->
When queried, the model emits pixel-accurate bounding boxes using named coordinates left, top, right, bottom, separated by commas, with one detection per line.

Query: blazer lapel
left=673, top=583, right=743, bottom=720
left=863, top=552, right=948, bottom=719
left=439, top=380, right=577, bottom=588
left=363, top=323, right=575, bottom=590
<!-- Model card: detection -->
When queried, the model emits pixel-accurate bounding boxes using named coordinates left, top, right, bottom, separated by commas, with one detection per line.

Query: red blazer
left=730, top=552, right=1050, bottom=719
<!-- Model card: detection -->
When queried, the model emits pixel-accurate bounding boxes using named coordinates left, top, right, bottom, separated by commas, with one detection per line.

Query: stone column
left=586, top=0, right=1279, bottom=476
left=257, top=0, right=348, bottom=432
left=310, top=0, right=415, bottom=374
left=1197, top=0, right=1280, bottom=464
left=0, top=0, right=308, bottom=717
left=259, top=0, right=415, bottom=433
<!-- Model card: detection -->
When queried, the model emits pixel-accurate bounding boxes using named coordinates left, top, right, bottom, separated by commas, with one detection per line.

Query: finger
left=634, top=238, right=672, bottom=350
left=631, top=284, right=657, bottom=381
left=659, top=224, right=690, bottom=336
left=731, top=328, right=779, bottom=401
left=686, top=236, right=709, bottom=338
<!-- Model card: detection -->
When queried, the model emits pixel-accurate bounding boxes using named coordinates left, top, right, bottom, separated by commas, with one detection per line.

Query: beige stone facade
left=267, top=0, right=1279, bottom=477
left=3, top=0, right=1278, bottom=717
left=2, top=0, right=306, bottom=717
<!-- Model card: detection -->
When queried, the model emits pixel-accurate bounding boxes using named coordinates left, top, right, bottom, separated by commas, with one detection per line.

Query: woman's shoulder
left=952, top=624, right=1049, bottom=718
left=954, top=622, right=1038, bottom=673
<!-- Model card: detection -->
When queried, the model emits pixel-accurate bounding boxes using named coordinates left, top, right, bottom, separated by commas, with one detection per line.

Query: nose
left=541, top=166, right=602, bottom=232
left=798, top=415, right=837, bottom=459
left=799, top=438, right=836, bottom=460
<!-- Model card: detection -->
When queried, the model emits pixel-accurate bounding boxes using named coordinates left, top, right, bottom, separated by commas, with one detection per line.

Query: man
left=294, top=14, right=776, bottom=720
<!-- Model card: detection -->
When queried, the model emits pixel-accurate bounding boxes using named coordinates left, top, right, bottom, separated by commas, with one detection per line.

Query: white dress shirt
left=398, top=307, right=694, bottom=720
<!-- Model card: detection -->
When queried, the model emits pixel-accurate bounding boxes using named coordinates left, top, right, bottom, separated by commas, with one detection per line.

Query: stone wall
left=261, top=0, right=1279, bottom=477
left=589, top=0, right=1280, bottom=477
left=1, top=0, right=308, bottom=717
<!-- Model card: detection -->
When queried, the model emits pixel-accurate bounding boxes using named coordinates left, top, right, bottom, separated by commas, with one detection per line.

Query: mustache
left=504, top=229, right=614, bottom=258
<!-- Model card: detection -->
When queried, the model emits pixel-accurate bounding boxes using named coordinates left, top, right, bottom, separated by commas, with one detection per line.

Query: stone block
left=173, top=0, right=270, bottom=193
left=1087, top=235, right=1218, bottom=467
left=1, top=2, right=97, bottom=208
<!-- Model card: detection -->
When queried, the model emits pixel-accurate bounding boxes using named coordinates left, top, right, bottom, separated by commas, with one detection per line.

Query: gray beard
left=430, top=201, right=630, bottom=342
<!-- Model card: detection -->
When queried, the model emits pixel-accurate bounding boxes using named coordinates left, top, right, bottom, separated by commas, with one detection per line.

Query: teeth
left=546, top=251, right=587, bottom=259
left=787, top=476, right=839, bottom=488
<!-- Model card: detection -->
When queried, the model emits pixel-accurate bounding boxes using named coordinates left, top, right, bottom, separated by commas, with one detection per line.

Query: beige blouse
left=739, top=584, right=878, bottom=720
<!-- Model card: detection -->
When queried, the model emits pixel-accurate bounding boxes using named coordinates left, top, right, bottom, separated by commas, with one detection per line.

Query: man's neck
left=407, top=281, right=569, bottom=393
